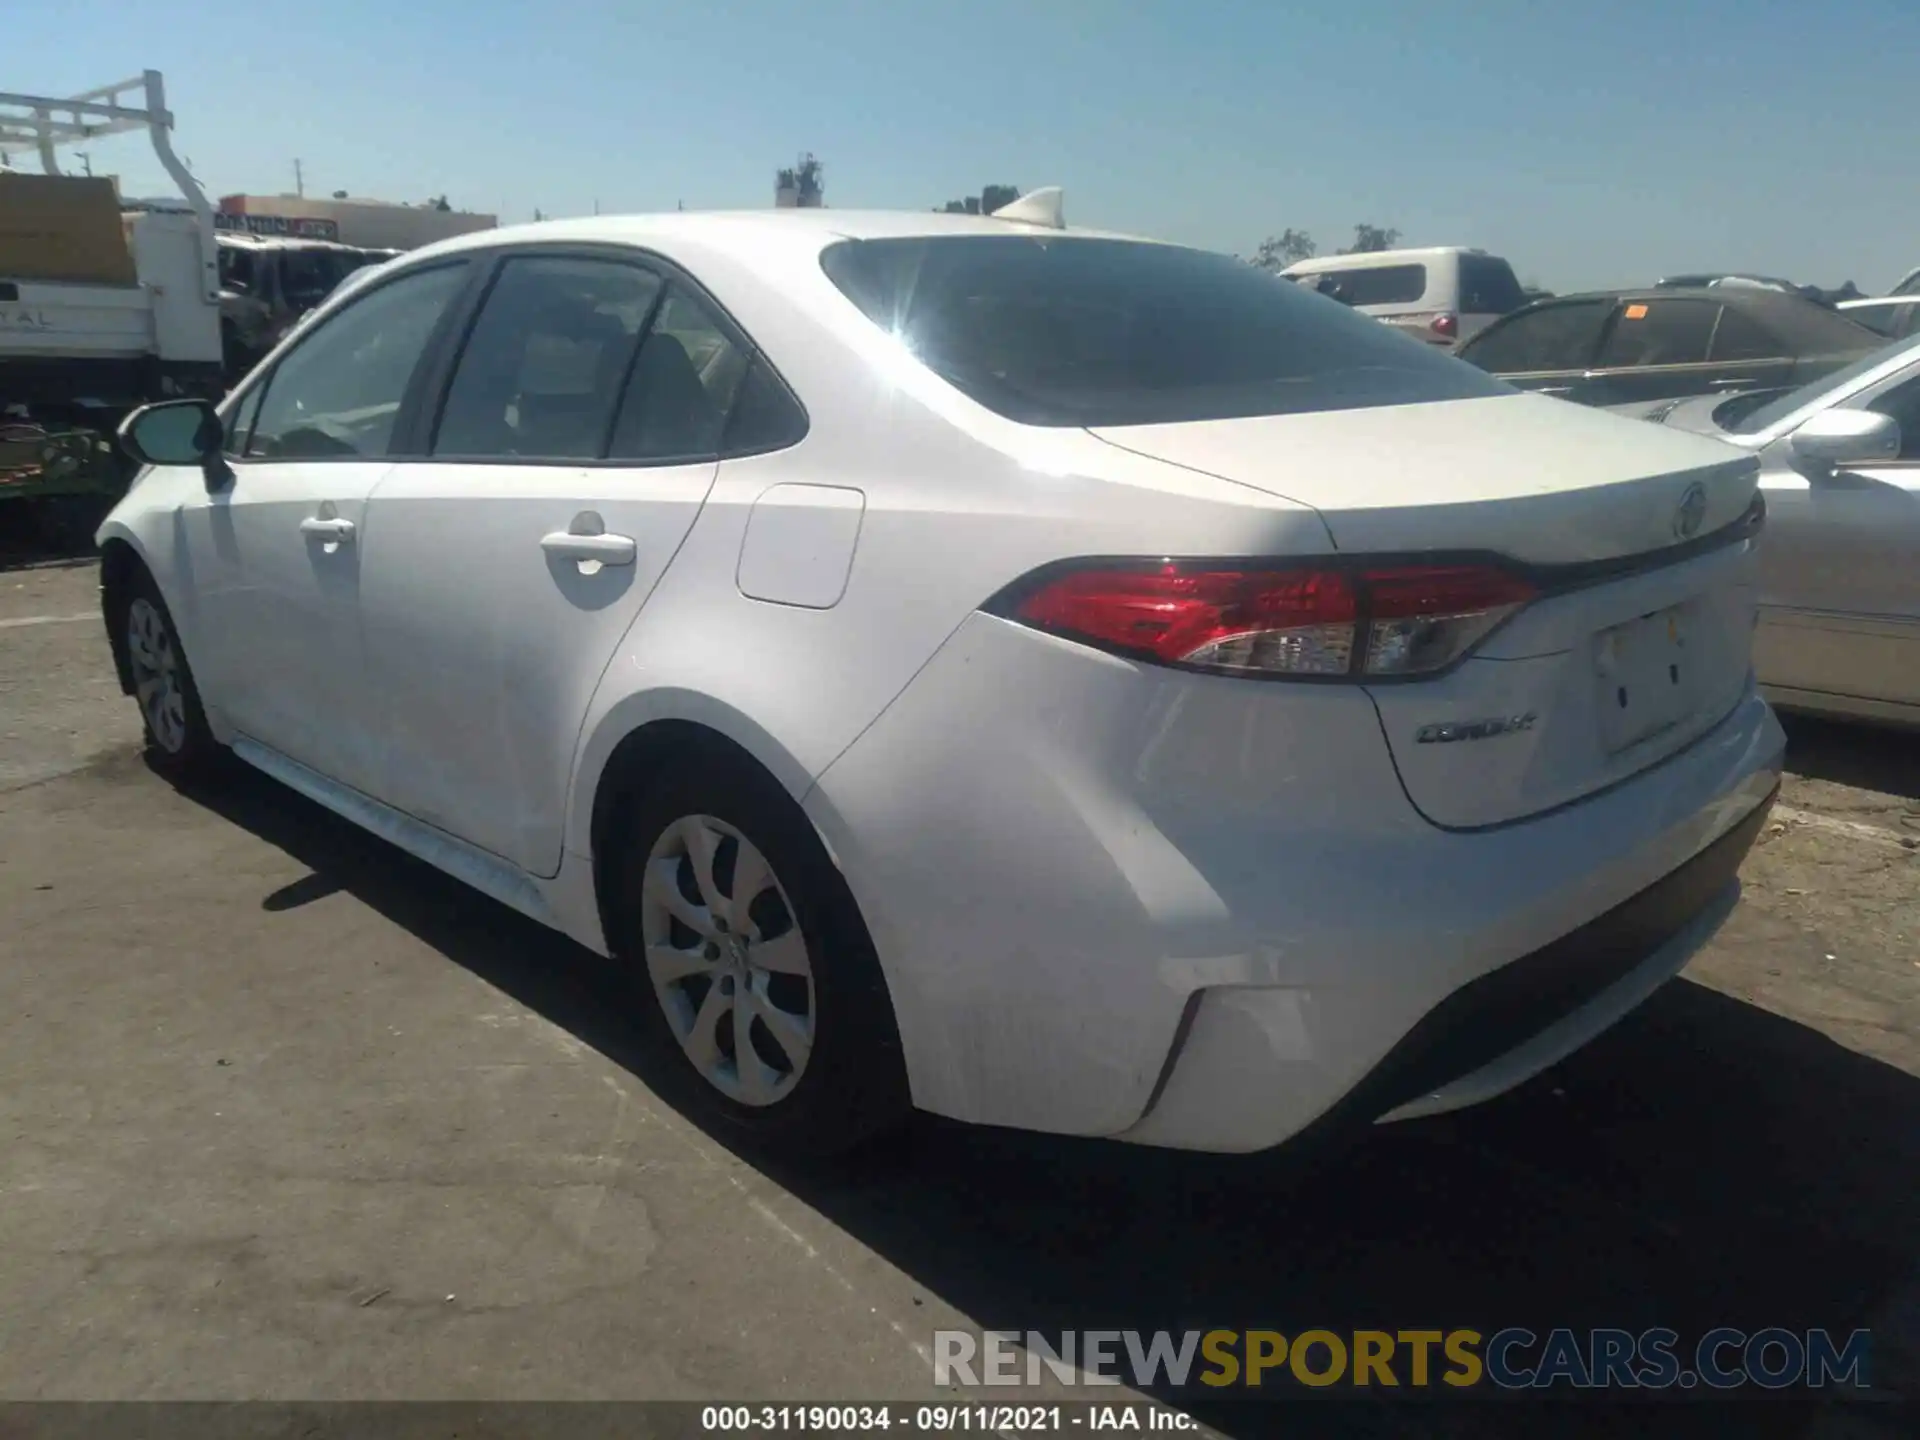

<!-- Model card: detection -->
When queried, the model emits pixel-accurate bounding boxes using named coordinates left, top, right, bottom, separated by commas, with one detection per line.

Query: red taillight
left=1430, top=311, right=1458, bottom=338
left=1001, top=562, right=1535, bottom=680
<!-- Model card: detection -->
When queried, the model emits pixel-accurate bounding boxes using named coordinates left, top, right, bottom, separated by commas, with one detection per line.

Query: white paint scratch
left=0, top=612, right=96, bottom=631
left=1772, top=805, right=1916, bottom=851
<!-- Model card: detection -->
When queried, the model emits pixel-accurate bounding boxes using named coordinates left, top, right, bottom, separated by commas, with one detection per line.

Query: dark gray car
left=1456, top=286, right=1884, bottom=408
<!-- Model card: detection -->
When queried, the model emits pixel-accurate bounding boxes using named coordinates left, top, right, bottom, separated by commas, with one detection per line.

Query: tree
left=1342, top=223, right=1402, bottom=254
left=1249, top=228, right=1316, bottom=272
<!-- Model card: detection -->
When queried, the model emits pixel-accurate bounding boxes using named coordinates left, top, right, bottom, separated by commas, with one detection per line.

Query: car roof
left=400, top=207, right=1162, bottom=270
left=1280, top=247, right=1499, bottom=273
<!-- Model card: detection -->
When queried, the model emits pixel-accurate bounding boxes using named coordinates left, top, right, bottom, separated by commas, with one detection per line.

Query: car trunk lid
left=1089, top=393, right=1763, bottom=827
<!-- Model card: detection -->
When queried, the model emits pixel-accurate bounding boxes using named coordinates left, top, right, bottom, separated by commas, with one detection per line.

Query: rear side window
left=1459, top=300, right=1610, bottom=373
left=434, top=255, right=662, bottom=459
left=1457, top=255, right=1526, bottom=316
left=1708, top=306, right=1781, bottom=363
left=820, top=237, right=1507, bottom=427
left=1596, top=299, right=1717, bottom=369
left=1306, top=264, right=1427, bottom=307
left=721, top=358, right=809, bottom=455
left=607, top=285, right=753, bottom=461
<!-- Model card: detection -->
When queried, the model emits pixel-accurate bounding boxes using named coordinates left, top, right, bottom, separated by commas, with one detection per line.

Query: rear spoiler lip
left=984, top=487, right=1766, bottom=622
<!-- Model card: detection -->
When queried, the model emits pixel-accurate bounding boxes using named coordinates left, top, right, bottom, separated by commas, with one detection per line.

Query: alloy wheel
left=639, top=814, right=817, bottom=1106
left=126, top=597, right=189, bottom=754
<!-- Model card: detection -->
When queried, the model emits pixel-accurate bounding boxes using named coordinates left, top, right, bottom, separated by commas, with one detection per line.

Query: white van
left=1280, top=247, right=1527, bottom=347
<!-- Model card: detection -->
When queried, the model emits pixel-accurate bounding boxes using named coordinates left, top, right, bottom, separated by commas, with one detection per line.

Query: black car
left=1454, top=286, right=1885, bottom=407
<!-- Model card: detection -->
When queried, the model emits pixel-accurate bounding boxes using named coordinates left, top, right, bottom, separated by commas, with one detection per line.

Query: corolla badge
left=1673, top=481, right=1709, bottom=540
left=1415, top=712, right=1539, bottom=744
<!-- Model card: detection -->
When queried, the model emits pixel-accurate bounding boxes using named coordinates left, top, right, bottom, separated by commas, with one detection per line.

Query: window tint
left=721, top=358, right=808, bottom=455
left=246, top=262, right=468, bottom=460
left=607, top=285, right=752, bottom=460
left=1306, top=263, right=1427, bottom=307
left=1457, top=255, right=1526, bottom=316
left=434, top=256, right=661, bottom=459
left=1595, top=299, right=1717, bottom=369
left=223, top=382, right=265, bottom=458
left=1866, top=372, right=1920, bottom=461
left=1458, top=301, right=1609, bottom=373
left=1708, top=306, right=1780, bottom=362
left=821, top=237, right=1506, bottom=427
left=1729, top=336, right=1920, bottom=435
left=280, top=249, right=339, bottom=310
left=219, top=246, right=255, bottom=293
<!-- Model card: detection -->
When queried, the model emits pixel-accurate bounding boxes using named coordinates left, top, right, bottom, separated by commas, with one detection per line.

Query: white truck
left=0, top=70, right=221, bottom=543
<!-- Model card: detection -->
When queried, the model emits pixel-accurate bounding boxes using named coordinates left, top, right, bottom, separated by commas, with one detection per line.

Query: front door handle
left=540, top=530, right=636, bottom=566
left=299, top=516, right=356, bottom=542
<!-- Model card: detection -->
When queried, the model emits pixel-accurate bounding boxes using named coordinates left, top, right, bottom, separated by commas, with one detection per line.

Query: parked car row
left=1623, top=332, right=1920, bottom=728
left=1279, top=246, right=1528, bottom=346
left=1453, top=285, right=1884, bottom=407
left=1275, top=243, right=1918, bottom=731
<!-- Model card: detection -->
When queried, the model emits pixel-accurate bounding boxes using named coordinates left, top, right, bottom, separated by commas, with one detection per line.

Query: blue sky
left=11, top=0, right=1917, bottom=292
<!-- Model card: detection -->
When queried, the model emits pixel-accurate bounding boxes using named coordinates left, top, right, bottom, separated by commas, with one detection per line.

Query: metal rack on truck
left=0, top=70, right=220, bottom=547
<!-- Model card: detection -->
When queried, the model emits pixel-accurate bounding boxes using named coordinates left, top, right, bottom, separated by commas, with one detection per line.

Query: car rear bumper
left=806, top=613, right=1786, bottom=1150
left=1125, top=783, right=1773, bottom=1151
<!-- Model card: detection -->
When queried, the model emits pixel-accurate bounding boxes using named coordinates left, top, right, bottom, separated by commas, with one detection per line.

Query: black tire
left=116, top=567, right=220, bottom=778
left=605, top=756, right=910, bottom=1158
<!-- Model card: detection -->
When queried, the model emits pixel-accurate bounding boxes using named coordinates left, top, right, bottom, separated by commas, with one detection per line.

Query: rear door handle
left=540, top=530, right=636, bottom=566
left=299, top=516, right=356, bottom=542
left=1708, top=378, right=1754, bottom=389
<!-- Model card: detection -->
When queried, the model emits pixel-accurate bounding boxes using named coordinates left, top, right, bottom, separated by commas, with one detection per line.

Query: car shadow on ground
left=1780, top=713, right=1920, bottom=806
left=173, top=759, right=1917, bottom=1439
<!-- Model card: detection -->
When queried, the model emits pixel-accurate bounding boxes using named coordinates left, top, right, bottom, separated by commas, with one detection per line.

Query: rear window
left=1301, top=263, right=1428, bottom=307
left=1457, top=254, right=1526, bottom=316
left=819, top=237, right=1507, bottom=428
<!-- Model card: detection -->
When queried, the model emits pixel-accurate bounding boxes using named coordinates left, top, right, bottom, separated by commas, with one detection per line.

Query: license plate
left=1595, top=604, right=1698, bottom=753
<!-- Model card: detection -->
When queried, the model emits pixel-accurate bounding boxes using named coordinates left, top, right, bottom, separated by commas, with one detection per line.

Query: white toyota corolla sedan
left=100, top=198, right=1785, bottom=1157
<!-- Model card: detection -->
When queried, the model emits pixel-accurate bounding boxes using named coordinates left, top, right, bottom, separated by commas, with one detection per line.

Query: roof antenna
left=988, top=187, right=1065, bottom=230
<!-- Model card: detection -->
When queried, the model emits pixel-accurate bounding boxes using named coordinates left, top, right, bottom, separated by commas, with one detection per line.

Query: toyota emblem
left=1673, top=481, right=1708, bottom=540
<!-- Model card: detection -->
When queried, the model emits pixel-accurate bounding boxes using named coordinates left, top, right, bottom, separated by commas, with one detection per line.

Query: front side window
left=1458, top=300, right=1609, bottom=374
left=1595, top=299, right=1718, bottom=369
left=223, top=383, right=265, bottom=459
left=433, top=255, right=663, bottom=459
left=280, top=249, right=338, bottom=311
left=821, top=237, right=1505, bottom=427
left=245, top=262, right=468, bottom=460
left=1865, top=371, right=1920, bottom=461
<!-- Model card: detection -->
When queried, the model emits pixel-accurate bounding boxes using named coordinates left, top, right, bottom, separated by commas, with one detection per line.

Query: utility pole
left=294, top=157, right=304, bottom=197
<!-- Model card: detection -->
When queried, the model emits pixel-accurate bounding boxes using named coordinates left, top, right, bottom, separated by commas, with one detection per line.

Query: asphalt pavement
left=1, top=557, right=1915, bottom=1436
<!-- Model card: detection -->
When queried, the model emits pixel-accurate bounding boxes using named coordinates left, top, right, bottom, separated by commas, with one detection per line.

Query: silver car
left=1626, top=334, right=1920, bottom=727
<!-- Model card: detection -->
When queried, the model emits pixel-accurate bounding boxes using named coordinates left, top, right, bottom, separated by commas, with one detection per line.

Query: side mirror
left=119, top=399, right=223, bottom=468
left=1788, top=408, right=1900, bottom=468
